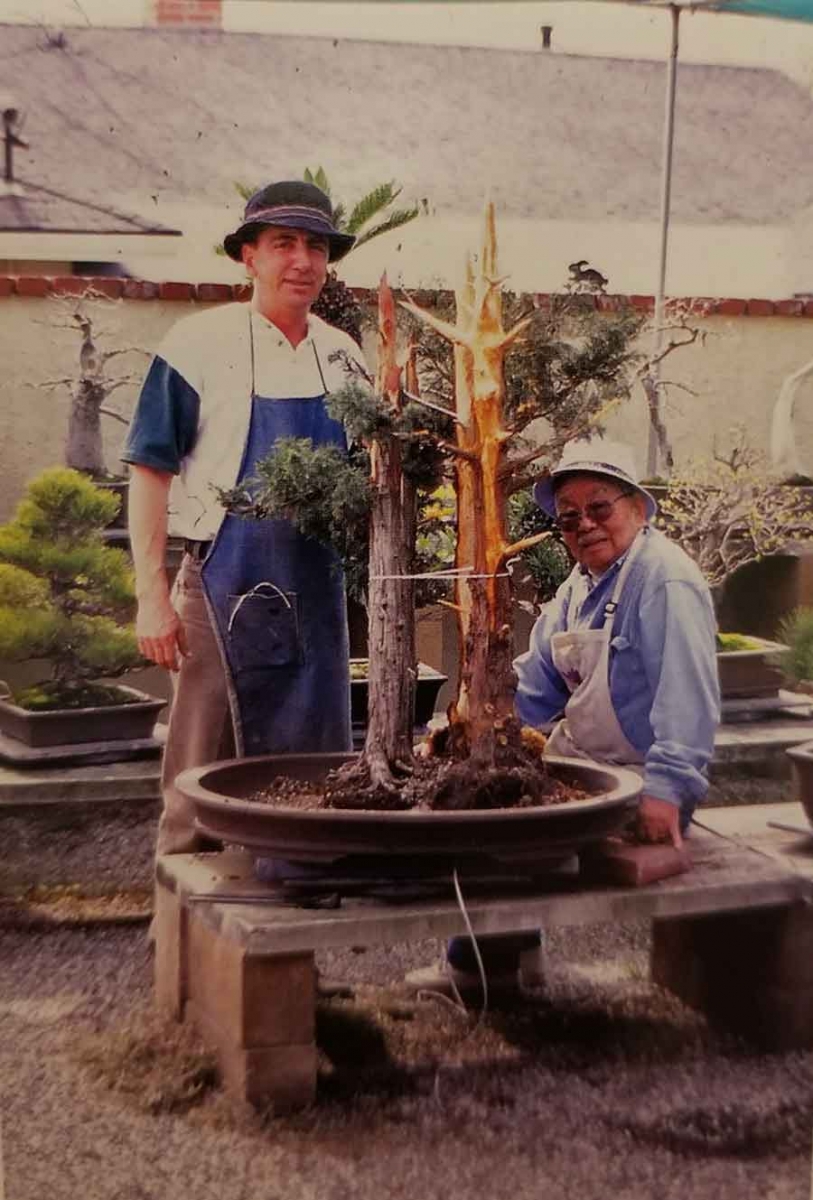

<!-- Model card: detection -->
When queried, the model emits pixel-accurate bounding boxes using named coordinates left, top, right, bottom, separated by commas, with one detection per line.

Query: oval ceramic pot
left=786, top=740, right=813, bottom=829
left=176, top=751, right=643, bottom=872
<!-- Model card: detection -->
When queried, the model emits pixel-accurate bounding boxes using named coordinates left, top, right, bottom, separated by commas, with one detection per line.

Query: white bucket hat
left=533, top=437, right=657, bottom=521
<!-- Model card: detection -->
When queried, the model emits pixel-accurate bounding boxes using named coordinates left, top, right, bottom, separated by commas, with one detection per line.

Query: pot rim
left=177, top=752, right=643, bottom=827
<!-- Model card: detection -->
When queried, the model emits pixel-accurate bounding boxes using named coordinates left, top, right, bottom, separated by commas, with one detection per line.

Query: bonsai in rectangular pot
left=715, top=632, right=787, bottom=700
left=0, top=467, right=161, bottom=749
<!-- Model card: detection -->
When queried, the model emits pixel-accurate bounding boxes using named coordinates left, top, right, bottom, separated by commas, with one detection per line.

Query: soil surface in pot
left=12, top=682, right=143, bottom=712
left=247, top=727, right=590, bottom=813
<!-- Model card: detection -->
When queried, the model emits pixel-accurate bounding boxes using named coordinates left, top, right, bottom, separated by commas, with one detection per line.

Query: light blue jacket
left=514, top=526, right=720, bottom=818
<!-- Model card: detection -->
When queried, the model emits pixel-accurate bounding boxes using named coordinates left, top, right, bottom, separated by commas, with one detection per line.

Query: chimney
left=540, top=25, right=553, bottom=50
left=150, top=0, right=223, bottom=28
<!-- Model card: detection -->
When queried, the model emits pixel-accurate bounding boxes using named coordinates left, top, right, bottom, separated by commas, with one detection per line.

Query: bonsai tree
left=658, top=431, right=813, bottom=610
left=223, top=204, right=644, bottom=806
left=0, top=467, right=142, bottom=709
left=38, top=291, right=148, bottom=479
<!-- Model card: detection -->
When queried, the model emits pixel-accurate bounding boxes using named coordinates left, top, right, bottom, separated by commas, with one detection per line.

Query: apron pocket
left=227, top=589, right=302, bottom=671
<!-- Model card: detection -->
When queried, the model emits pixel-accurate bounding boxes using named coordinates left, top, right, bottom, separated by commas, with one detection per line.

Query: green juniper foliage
left=221, top=289, right=643, bottom=610
left=0, top=468, right=141, bottom=701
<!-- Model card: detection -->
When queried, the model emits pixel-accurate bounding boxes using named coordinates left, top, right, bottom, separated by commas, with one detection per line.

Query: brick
left=16, top=276, right=50, bottom=297
left=122, top=278, right=160, bottom=300
left=196, top=282, right=233, bottom=303
left=595, top=293, right=624, bottom=312
left=187, top=1000, right=316, bottom=1110
left=89, top=277, right=124, bottom=299
left=52, top=276, right=91, bottom=296
left=186, top=911, right=315, bottom=1047
left=0, top=277, right=13, bottom=296
left=804, top=300, right=813, bottom=319
left=775, top=299, right=805, bottom=317
left=158, top=280, right=194, bottom=301
left=716, top=298, right=747, bottom=316
left=686, top=296, right=716, bottom=316
left=233, top=282, right=253, bottom=303
left=628, top=294, right=654, bottom=312
left=747, top=298, right=775, bottom=316
left=581, top=840, right=690, bottom=887
left=153, top=879, right=187, bottom=1020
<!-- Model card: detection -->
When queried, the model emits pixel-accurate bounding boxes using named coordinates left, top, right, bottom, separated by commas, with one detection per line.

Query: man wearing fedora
left=123, top=180, right=366, bottom=855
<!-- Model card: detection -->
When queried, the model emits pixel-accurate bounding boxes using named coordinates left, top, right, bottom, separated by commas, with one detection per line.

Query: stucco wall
left=2, top=281, right=813, bottom=521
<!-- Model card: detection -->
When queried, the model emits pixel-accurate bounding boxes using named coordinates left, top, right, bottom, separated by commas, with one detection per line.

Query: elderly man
left=123, top=180, right=366, bottom=856
left=515, top=437, right=721, bottom=846
left=412, top=438, right=720, bottom=999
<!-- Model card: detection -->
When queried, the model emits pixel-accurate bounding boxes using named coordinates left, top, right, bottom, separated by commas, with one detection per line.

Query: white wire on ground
left=452, top=867, right=488, bottom=1026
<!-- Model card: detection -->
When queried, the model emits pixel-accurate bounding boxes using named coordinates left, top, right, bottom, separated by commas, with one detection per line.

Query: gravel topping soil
left=1, top=799, right=812, bottom=1199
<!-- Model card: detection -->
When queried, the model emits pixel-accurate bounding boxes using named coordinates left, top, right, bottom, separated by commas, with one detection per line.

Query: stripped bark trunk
left=403, top=204, right=541, bottom=767
left=363, top=276, right=417, bottom=787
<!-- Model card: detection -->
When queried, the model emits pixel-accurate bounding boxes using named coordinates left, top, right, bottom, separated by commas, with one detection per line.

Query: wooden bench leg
left=651, top=900, right=813, bottom=1050
left=184, top=910, right=317, bottom=1111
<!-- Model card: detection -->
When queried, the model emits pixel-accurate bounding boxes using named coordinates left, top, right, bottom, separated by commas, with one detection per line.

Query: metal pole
left=647, top=3, right=680, bottom=478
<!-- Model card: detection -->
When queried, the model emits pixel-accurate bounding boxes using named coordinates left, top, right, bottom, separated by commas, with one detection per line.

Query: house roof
left=2, top=24, right=813, bottom=229
left=0, top=178, right=181, bottom=236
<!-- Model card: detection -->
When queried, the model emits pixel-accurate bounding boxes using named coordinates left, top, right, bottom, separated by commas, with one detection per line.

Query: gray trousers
left=158, top=555, right=235, bottom=854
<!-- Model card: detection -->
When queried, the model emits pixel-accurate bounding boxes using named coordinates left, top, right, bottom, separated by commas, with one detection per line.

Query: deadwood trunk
left=364, top=277, right=417, bottom=785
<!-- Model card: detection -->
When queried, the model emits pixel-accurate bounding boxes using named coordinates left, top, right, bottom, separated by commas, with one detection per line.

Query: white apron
left=545, top=531, right=646, bottom=767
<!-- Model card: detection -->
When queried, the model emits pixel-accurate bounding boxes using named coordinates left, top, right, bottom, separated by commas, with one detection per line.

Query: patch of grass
left=74, top=1007, right=218, bottom=1115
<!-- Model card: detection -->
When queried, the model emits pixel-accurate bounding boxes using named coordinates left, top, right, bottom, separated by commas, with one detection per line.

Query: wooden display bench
left=154, top=822, right=813, bottom=1112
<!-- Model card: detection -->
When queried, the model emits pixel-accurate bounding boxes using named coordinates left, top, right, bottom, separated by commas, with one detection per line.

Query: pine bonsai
left=0, top=467, right=142, bottom=710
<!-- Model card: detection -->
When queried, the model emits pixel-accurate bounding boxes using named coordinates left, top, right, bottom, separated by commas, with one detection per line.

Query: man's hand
left=634, top=794, right=683, bottom=848
left=136, top=593, right=188, bottom=672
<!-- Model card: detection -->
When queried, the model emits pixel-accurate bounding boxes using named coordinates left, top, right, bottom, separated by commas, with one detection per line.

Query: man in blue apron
left=429, top=438, right=720, bottom=996
left=123, top=180, right=366, bottom=855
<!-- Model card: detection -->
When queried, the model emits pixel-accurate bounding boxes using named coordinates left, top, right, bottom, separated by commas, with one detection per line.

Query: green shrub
left=776, top=608, right=813, bottom=685
left=0, top=467, right=142, bottom=702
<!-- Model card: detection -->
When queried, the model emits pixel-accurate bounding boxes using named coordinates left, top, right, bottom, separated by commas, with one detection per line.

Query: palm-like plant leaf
left=346, top=183, right=401, bottom=235
left=304, top=166, right=332, bottom=197
left=354, top=206, right=420, bottom=249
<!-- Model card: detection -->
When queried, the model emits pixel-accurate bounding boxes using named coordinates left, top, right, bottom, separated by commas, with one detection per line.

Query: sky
left=4, top=0, right=813, bottom=85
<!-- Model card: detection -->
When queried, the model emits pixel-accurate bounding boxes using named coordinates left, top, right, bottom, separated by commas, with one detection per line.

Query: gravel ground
left=1, top=799, right=812, bottom=1200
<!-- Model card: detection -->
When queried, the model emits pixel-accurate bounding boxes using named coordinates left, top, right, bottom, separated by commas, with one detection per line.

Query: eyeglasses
left=553, top=489, right=635, bottom=532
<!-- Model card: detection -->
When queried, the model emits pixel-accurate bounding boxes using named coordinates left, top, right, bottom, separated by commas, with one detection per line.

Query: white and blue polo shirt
left=122, top=302, right=366, bottom=540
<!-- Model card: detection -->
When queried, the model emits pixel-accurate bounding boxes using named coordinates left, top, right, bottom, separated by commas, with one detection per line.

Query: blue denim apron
left=200, top=317, right=351, bottom=758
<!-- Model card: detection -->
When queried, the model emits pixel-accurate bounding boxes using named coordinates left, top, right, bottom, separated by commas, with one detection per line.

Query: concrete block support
left=182, top=909, right=317, bottom=1110
left=651, top=900, right=813, bottom=1050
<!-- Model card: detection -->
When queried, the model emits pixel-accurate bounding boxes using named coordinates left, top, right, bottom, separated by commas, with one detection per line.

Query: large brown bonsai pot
left=176, top=752, right=642, bottom=872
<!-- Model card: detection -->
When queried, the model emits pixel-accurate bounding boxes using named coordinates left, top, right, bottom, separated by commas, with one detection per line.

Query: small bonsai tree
left=0, top=467, right=142, bottom=709
left=658, top=431, right=813, bottom=610
left=38, top=291, right=148, bottom=479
